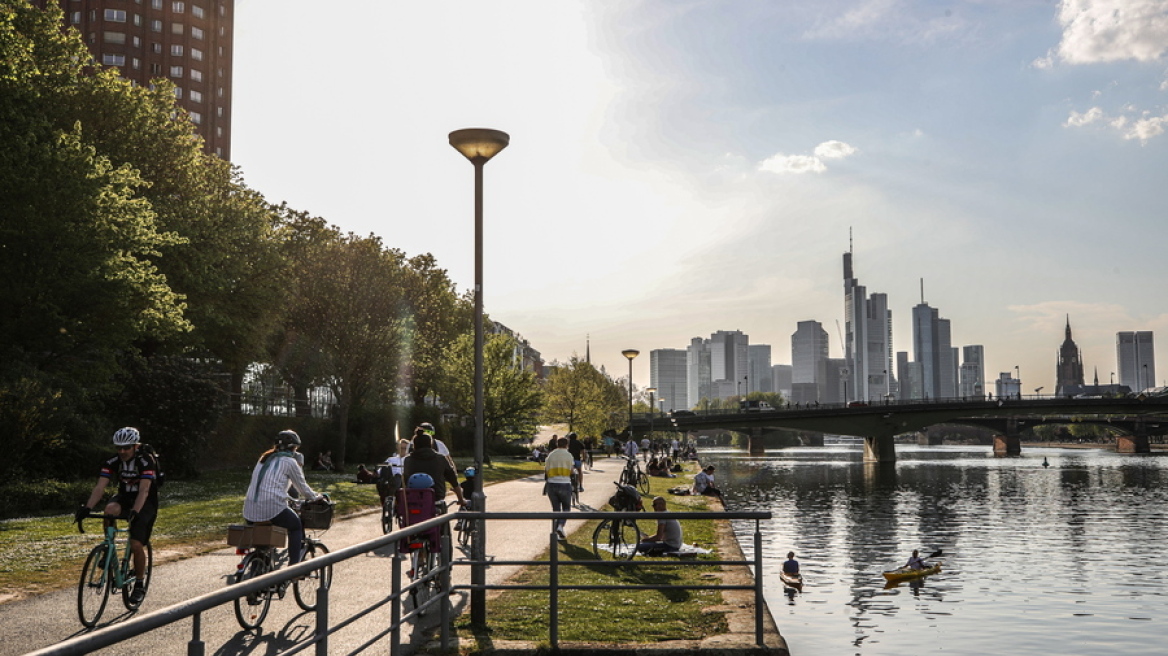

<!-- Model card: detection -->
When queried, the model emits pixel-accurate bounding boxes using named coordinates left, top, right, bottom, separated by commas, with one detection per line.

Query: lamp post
left=1143, top=363, right=1149, bottom=391
left=647, top=387, right=656, bottom=437
left=1014, top=365, right=1021, bottom=399
left=622, top=349, right=639, bottom=437
left=449, top=127, right=509, bottom=628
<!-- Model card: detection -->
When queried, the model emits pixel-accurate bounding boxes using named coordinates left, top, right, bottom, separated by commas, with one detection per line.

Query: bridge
left=630, top=396, right=1168, bottom=462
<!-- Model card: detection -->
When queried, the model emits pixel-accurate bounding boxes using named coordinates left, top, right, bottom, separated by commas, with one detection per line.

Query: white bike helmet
left=112, top=427, right=140, bottom=446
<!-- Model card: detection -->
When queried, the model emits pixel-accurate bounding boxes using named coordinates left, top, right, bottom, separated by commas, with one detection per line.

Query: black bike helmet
left=275, top=429, right=301, bottom=449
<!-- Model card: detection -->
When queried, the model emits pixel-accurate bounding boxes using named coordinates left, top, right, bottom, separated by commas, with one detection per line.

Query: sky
left=230, top=0, right=1168, bottom=395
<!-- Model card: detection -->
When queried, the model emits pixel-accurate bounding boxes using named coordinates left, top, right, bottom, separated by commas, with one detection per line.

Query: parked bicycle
left=230, top=498, right=334, bottom=631
left=591, top=482, right=645, bottom=561
left=76, top=512, right=153, bottom=628
left=619, top=455, right=651, bottom=495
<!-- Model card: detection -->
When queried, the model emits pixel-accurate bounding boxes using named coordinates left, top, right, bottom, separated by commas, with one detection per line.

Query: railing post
left=754, top=520, right=764, bottom=647
left=440, top=530, right=451, bottom=651
left=315, top=582, right=329, bottom=656
left=391, top=543, right=402, bottom=655
left=549, top=530, right=559, bottom=649
left=187, top=612, right=204, bottom=656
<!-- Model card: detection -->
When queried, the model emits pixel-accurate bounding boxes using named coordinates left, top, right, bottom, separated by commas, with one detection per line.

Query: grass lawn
left=454, top=465, right=730, bottom=645
left=0, top=458, right=544, bottom=599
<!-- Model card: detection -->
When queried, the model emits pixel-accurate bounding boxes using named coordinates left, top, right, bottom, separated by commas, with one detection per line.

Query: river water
left=711, top=444, right=1168, bottom=656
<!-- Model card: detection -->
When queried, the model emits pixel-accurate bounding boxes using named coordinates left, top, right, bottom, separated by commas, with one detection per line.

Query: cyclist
left=403, top=432, right=465, bottom=508
left=243, top=430, right=325, bottom=565
left=76, top=427, right=159, bottom=605
left=566, top=432, right=586, bottom=492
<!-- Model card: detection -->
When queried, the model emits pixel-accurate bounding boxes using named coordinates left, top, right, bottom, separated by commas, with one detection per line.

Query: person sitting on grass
left=693, top=465, right=723, bottom=497
left=636, top=496, right=683, bottom=555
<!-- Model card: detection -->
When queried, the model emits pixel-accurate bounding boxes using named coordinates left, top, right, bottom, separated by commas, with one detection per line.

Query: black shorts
left=109, top=493, right=158, bottom=545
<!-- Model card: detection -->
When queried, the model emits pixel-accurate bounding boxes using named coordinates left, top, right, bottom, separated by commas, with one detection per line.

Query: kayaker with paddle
left=905, top=549, right=929, bottom=570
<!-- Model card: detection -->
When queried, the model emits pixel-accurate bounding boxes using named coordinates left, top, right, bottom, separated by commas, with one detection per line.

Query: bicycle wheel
left=637, top=471, right=651, bottom=495
left=380, top=495, right=395, bottom=535
left=408, top=542, right=442, bottom=614
left=233, top=551, right=273, bottom=630
left=294, top=541, right=332, bottom=611
left=591, top=518, right=642, bottom=561
left=77, top=543, right=112, bottom=628
left=121, top=542, right=153, bottom=610
left=571, top=472, right=580, bottom=507
left=457, top=519, right=472, bottom=548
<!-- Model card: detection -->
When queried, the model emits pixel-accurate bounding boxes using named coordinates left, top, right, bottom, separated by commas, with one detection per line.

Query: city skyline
left=230, top=1, right=1168, bottom=394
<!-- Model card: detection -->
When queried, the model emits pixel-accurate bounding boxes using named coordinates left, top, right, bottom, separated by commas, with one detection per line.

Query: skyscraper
left=791, top=321, right=829, bottom=404
left=1055, top=317, right=1085, bottom=396
left=39, top=0, right=235, bottom=159
left=1117, top=331, right=1155, bottom=391
left=912, top=295, right=956, bottom=400
left=650, top=349, right=688, bottom=413
left=843, top=247, right=894, bottom=403
left=960, top=345, right=986, bottom=398
left=748, top=344, right=773, bottom=394
left=686, top=337, right=711, bottom=408
left=710, top=330, right=749, bottom=398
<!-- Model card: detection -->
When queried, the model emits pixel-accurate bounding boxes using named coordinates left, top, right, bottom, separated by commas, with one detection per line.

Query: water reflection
left=718, top=445, right=1168, bottom=655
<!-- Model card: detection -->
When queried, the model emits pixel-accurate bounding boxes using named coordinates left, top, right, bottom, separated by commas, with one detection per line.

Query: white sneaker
left=556, top=529, right=567, bottom=541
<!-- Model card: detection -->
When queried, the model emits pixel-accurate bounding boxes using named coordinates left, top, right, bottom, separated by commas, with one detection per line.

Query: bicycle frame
left=77, top=513, right=150, bottom=628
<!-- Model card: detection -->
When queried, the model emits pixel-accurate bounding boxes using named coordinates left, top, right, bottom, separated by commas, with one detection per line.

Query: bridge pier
left=917, top=430, right=942, bottom=446
left=863, top=435, right=896, bottom=463
left=1116, top=420, right=1151, bottom=453
left=992, top=417, right=1022, bottom=456
left=748, top=428, right=766, bottom=456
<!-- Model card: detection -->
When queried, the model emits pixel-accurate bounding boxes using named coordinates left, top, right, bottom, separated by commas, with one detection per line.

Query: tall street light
left=622, top=349, right=639, bottom=437
left=449, top=127, right=509, bottom=628
left=647, top=387, right=657, bottom=437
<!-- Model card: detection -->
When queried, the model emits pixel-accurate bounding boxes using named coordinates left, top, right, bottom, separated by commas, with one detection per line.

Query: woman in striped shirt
left=243, top=430, right=324, bottom=564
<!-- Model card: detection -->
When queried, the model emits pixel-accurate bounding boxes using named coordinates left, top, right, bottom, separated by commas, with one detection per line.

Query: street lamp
left=1143, top=363, right=1149, bottom=391
left=1014, top=365, right=1021, bottom=399
left=622, top=349, right=639, bottom=437
left=1035, top=386, right=1044, bottom=398
left=646, top=387, right=656, bottom=436
left=449, top=127, right=509, bottom=628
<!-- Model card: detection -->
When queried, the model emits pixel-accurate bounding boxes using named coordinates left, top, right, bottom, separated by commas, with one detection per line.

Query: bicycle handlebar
left=75, top=512, right=125, bottom=534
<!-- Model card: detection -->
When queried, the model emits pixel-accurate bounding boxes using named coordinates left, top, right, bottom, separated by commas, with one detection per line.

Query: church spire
left=1066, top=314, right=1072, bottom=340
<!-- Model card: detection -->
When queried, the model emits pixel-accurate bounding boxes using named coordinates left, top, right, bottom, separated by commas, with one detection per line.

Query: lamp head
left=449, top=128, right=510, bottom=163
left=622, top=349, right=640, bottom=361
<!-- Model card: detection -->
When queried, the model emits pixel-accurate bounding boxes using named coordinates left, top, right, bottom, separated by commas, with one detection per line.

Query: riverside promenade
left=420, top=453, right=790, bottom=655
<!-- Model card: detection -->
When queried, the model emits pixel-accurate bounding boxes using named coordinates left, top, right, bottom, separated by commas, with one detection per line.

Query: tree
left=401, top=253, right=470, bottom=407
left=443, top=332, right=543, bottom=447
left=282, top=229, right=409, bottom=468
left=542, top=356, right=626, bottom=438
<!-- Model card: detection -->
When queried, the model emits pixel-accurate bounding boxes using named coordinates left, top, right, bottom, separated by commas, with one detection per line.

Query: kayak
left=780, top=571, right=803, bottom=589
left=882, top=563, right=941, bottom=583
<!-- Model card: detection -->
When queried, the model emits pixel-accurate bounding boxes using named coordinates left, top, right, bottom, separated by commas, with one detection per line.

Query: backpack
left=139, top=443, right=166, bottom=489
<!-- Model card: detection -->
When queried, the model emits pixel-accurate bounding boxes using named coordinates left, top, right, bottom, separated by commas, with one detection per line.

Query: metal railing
left=28, top=509, right=772, bottom=655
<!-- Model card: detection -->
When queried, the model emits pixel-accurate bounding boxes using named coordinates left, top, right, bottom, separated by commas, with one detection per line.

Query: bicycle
left=76, top=512, right=153, bottom=628
left=590, top=482, right=644, bottom=561
left=570, top=468, right=581, bottom=507
left=231, top=499, right=334, bottom=631
left=376, top=467, right=400, bottom=535
left=454, top=500, right=475, bottom=550
left=399, top=497, right=453, bottom=614
left=619, top=456, right=651, bottom=496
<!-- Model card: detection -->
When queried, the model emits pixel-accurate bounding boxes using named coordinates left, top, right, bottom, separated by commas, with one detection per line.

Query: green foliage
left=0, top=478, right=93, bottom=519
left=443, top=332, right=543, bottom=447
left=542, top=356, right=626, bottom=438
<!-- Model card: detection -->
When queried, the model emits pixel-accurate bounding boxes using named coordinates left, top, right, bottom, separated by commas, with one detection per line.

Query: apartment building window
left=152, top=0, right=162, bottom=8
left=173, top=2, right=185, bottom=13
left=102, top=53, right=126, bottom=66
left=216, top=126, right=222, bottom=137
left=173, top=87, right=183, bottom=99
left=171, top=23, right=184, bottom=35
left=170, top=66, right=184, bottom=78
left=89, top=10, right=96, bottom=21
left=216, top=86, right=223, bottom=97
left=152, top=42, right=162, bottom=53
left=189, top=111, right=201, bottom=125
left=216, top=106, right=223, bottom=117
left=192, top=5, right=204, bottom=19
left=70, top=11, right=81, bottom=24
left=150, top=19, right=161, bottom=32
left=132, top=57, right=141, bottom=69
left=103, top=31, right=126, bottom=44
left=171, top=44, right=183, bottom=56
left=190, top=89, right=202, bottom=103
left=150, top=63, right=162, bottom=75
left=190, top=69, right=202, bottom=82
left=191, top=47, right=203, bottom=61
left=191, top=26, right=204, bottom=40
left=104, top=9, right=127, bottom=22
left=133, top=14, right=142, bottom=26
left=132, top=36, right=140, bottom=47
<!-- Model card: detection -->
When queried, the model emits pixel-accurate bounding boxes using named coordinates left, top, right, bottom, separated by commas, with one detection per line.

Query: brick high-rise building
left=37, top=0, right=234, bottom=159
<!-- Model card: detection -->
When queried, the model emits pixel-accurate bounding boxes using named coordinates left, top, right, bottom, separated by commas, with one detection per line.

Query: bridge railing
left=28, top=510, right=771, bottom=655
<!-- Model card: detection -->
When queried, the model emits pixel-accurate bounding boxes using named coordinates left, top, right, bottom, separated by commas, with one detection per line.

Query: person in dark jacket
left=403, top=431, right=465, bottom=507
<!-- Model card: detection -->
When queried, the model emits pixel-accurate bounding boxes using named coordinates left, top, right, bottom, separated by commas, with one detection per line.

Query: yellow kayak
left=882, top=563, right=941, bottom=582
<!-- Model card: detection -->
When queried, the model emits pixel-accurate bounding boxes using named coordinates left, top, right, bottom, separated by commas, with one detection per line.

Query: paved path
left=0, top=456, right=630, bottom=655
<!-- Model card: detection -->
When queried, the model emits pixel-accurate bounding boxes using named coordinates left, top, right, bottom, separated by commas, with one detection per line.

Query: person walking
left=543, top=437, right=574, bottom=540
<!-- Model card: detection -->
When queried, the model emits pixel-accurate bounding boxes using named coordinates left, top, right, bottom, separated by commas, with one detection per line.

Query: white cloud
left=1124, top=114, right=1168, bottom=141
left=1065, top=106, right=1105, bottom=126
left=759, top=154, right=826, bottom=174
left=1055, top=0, right=1168, bottom=64
left=759, top=140, right=858, bottom=174
left=814, top=140, right=859, bottom=159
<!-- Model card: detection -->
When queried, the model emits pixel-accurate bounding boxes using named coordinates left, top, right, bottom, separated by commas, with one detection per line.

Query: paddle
left=928, top=549, right=943, bottom=559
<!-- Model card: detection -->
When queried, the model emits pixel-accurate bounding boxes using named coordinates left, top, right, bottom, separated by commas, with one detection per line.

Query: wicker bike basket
left=299, top=498, right=335, bottom=529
